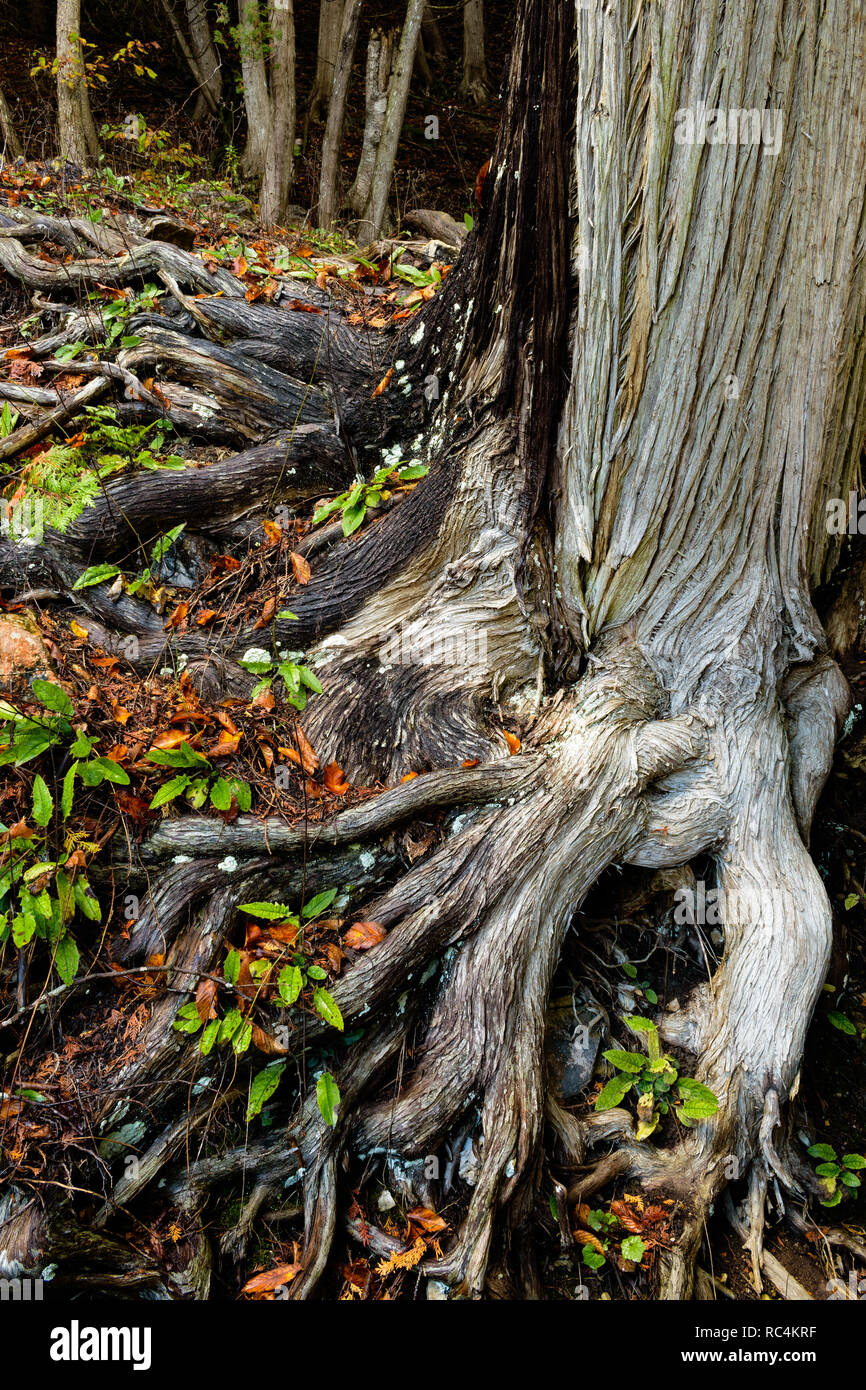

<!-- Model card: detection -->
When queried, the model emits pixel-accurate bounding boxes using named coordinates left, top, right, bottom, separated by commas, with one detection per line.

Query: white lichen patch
left=218, top=855, right=239, bottom=873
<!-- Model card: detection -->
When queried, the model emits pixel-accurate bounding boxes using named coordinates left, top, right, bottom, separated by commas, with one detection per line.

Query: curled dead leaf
left=344, top=921, right=386, bottom=951
left=324, top=761, right=350, bottom=795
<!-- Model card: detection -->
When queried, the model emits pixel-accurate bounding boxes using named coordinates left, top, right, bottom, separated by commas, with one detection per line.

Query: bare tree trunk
left=308, top=0, right=345, bottom=123
left=237, top=0, right=271, bottom=177
left=316, top=0, right=363, bottom=227
left=345, top=27, right=393, bottom=216
left=0, top=82, right=22, bottom=160
left=460, top=0, right=489, bottom=105
left=422, top=3, right=446, bottom=64
left=55, top=0, right=99, bottom=166
left=355, top=0, right=425, bottom=241
left=259, top=0, right=297, bottom=229
left=184, top=0, right=223, bottom=119
left=3, top=0, right=866, bottom=1305
left=159, top=0, right=218, bottom=117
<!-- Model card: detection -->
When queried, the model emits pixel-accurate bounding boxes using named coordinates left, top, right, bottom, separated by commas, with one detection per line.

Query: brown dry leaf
left=195, top=977, right=217, bottom=1024
left=164, top=602, right=189, bottom=631
left=324, top=761, right=350, bottom=795
left=242, top=1263, right=301, bottom=1295
left=111, top=699, right=131, bottom=725
left=574, top=1229, right=606, bottom=1255
left=253, top=687, right=275, bottom=711
left=267, top=920, right=300, bottom=946
left=406, top=1205, right=448, bottom=1236
left=209, top=730, right=241, bottom=758
left=196, top=608, right=218, bottom=626
left=151, top=729, right=188, bottom=751
left=290, top=551, right=311, bottom=584
left=261, top=519, right=283, bottom=546
left=254, top=596, right=276, bottom=628
left=286, top=298, right=321, bottom=314
left=502, top=729, right=521, bottom=755
left=344, top=921, right=386, bottom=951
left=609, top=1200, right=644, bottom=1235
left=371, top=367, right=394, bottom=397
left=5, top=822, right=34, bottom=840
left=294, top=725, right=319, bottom=774
left=232, top=255, right=248, bottom=277
left=250, top=1023, right=288, bottom=1055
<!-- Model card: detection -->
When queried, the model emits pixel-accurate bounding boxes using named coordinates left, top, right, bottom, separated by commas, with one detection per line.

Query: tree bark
left=0, top=81, right=22, bottom=159
left=55, top=0, right=99, bottom=166
left=3, top=0, right=866, bottom=1303
left=184, top=0, right=223, bottom=120
left=259, top=0, right=297, bottom=229
left=316, top=0, right=363, bottom=227
left=345, top=26, right=393, bottom=217
left=460, top=0, right=489, bottom=104
left=355, top=0, right=426, bottom=241
left=308, top=0, right=345, bottom=123
left=237, top=0, right=271, bottom=177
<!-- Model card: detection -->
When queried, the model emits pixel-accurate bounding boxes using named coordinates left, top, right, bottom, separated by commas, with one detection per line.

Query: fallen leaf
left=290, top=551, right=311, bottom=584
left=69, top=619, right=89, bottom=639
left=406, top=1206, right=448, bottom=1236
left=324, top=761, right=350, bottom=795
left=242, top=1263, right=301, bottom=1295
left=196, top=608, right=218, bottom=626
left=195, top=977, right=217, bottom=1024
left=502, top=729, right=521, bottom=755
left=372, top=367, right=394, bottom=397
left=344, top=921, right=386, bottom=951
left=254, top=596, right=276, bottom=628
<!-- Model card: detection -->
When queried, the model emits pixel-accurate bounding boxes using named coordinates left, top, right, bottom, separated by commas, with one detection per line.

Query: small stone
left=0, top=612, right=56, bottom=694
left=377, top=1189, right=396, bottom=1212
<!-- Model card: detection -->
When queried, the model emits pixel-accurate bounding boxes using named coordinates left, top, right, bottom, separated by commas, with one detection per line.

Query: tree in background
left=55, top=0, right=99, bottom=165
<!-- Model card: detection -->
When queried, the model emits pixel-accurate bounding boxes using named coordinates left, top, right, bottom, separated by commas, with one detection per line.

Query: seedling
left=312, top=462, right=429, bottom=538
left=807, top=1143, right=866, bottom=1206
left=594, top=1015, right=719, bottom=1140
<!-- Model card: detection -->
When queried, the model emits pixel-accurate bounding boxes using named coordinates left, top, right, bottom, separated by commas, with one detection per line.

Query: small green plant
left=312, top=461, right=429, bottom=538
left=0, top=680, right=122, bottom=986
left=74, top=524, right=187, bottom=594
left=621, top=960, right=658, bottom=1005
left=174, top=889, right=344, bottom=1126
left=807, top=1143, right=866, bottom=1206
left=145, top=739, right=251, bottom=812
left=55, top=283, right=164, bottom=362
left=239, top=631, right=323, bottom=713
left=594, top=1015, right=719, bottom=1140
left=566, top=1204, right=647, bottom=1272
left=1, top=402, right=19, bottom=437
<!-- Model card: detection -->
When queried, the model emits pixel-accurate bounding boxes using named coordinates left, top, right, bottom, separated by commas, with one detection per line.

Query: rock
left=545, top=992, right=603, bottom=1101
left=377, top=1189, right=396, bottom=1212
left=0, top=611, right=56, bottom=695
left=426, top=1280, right=450, bottom=1299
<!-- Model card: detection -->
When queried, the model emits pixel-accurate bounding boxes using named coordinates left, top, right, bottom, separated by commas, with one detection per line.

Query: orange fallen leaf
left=164, top=602, right=189, bottom=630
left=461, top=758, right=479, bottom=768
left=400, top=771, right=419, bottom=782
left=209, top=731, right=241, bottom=757
left=242, top=1263, right=301, bottom=1295
left=111, top=699, right=131, bottom=725
left=151, top=729, right=188, bottom=751
left=324, top=761, right=350, bottom=795
left=196, top=608, right=218, bottom=626
left=406, top=1206, right=448, bottom=1236
left=371, top=367, right=394, bottom=397
left=261, top=519, right=283, bottom=546
left=195, top=977, right=217, bottom=1024
left=69, top=619, right=89, bottom=639
left=254, top=596, right=276, bottom=629
left=344, top=921, right=386, bottom=951
left=290, top=551, right=311, bottom=584
left=502, top=729, right=521, bottom=755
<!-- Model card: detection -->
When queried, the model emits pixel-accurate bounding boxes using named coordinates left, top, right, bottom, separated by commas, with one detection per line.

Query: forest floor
left=0, top=133, right=865, bottom=1302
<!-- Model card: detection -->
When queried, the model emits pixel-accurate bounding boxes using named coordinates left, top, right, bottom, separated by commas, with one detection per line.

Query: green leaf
left=73, top=877, right=101, bottom=921
left=396, top=463, right=429, bottom=480
left=31, top=678, right=74, bottom=717
left=840, top=1170, right=861, bottom=1188
left=53, top=933, right=79, bottom=986
left=298, top=666, right=323, bottom=695
left=844, top=892, right=859, bottom=910
left=625, top=1015, right=657, bottom=1034
left=313, top=986, right=343, bottom=1031
left=199, top=1019, right=220, bottom=1055
left=815, top=1162, right=841, bottom=1179
left=842, top=1153, right=866, bottom=1169
left=594, top=1074, right=635, bottom=1111
left=582, top=1247, right=606, bottom=1270
left=12, top=912, right=37, bottom=947
left=307, top=965, right=327, bottom=981
left=31, top=774, right=54, bottom=827
left=316, top=1071, right=340, bottom=1126
left=341, top=502, right=366, bottom=536
left=218, top=1008, right=242, bottom=1044
left=223, top=949, right=241, bottom=985
left=807, top=1143, right=837, bottom=1161
left=61, top=763, right=78, bottom=819
left=231, top=778, right=252, bottom=813
left=602, top=1049, right=646, bottom=1074
left=173, top=1002, right=203, bottom=1034
left=147, top=741, right=209, bottom=769
left=247, top=1062, right=285, bottom=1120
left=621, top=1235, right=647, bottom=1263
left=622, top=962, right=638, bottom=979
left=820, top=1189, right=843, bottom=1207
left=278, top=964, right=303, bottom=1006
left=89, top=757, right=130, bottom=785
left=827, top=1010, right=857, bottom=1035
left=149, top=774, right=191, bottom=808
left=210, top=777, right=232, bottom=810
left=72, top=562, right=120, bottom=591
left=239, top=901, right=299, bottom=921
left=232, top=1019, right=253, bottom=1054
left=302, top=888, right=338, bottom=920
left=675, top=1078, right=720, bottom=1119
left=644, top=988, right=658, bottom=1005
